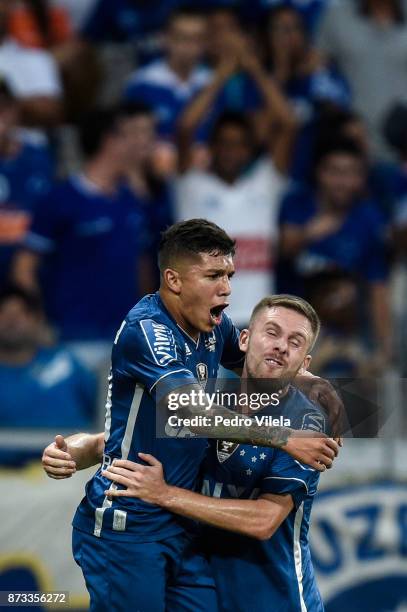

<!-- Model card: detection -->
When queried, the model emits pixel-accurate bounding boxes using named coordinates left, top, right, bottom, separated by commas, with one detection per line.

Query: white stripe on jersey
left=93, top=383, right=144, bottom=537
left=262, top=475, right=309, bottom=494
left=94, top=483, right=116, bottom=537
left=149, top=368, right=193, bottom=392
left=121, top=384, right=144, bottom=460
left=293, top=502, right=307, bottom=612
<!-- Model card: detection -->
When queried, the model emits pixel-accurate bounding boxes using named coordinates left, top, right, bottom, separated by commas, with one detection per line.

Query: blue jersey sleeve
left=261, top=450, right=320, bottom=509
left=218, top=313, right=245, bottom=370
left=260, top=403, right=327, bottom=507
left=113, top=318, right=197, bottom=397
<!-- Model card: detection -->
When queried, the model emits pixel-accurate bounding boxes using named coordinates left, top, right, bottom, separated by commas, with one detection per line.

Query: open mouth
left=210, top=304, right=228, bottom=324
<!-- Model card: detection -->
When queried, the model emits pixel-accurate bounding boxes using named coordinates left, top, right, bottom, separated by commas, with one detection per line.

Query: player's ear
left=163, top=268, right=181, bottom=294
left=299, top=355, right=312, bottom=374
left=239, top=329, right=250, bottom=353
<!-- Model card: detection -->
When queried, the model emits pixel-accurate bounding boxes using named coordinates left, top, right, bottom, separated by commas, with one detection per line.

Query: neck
left=159, top=288, right=200, bottom=341
left=84, top=157, right=121, bottom=194
left=0, top=347, right=36, bottom=366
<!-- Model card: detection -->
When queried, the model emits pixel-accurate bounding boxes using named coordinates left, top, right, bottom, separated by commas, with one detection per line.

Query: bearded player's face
left=240, top=306, right=313, bottom=384
left=178, top=253, right=234, bottom=336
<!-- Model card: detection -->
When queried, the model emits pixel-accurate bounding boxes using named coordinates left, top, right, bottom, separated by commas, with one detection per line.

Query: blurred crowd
left=1, top=0, right=407, bottom=444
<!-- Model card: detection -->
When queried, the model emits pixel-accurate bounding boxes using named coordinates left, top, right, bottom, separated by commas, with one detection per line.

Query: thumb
left=55, top=435, right=68, bottom=452
left=138, top=452, right=161, bottom=467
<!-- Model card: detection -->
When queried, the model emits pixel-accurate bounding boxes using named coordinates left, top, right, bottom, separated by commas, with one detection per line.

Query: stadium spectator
left=6, top=0, right=100, bottom=121
left=305, top=271, right=381, bottom=377
left=316, top=0, right=407, bottom=159
left=11, top=105, right=164, bottom=367
left=0, top=284, right=97, bottom=430
left=278, top=137, right=391, bottom=361
left=123, top=7, right=210, bottom=141
left=264, top=4, right=350, bottom=180
left=0, top=0, right=62, bottom=130
left=0, top=79, right=54, bottom=289
left=316, top=108, right=398, bottom=216
left=204, top=7, right=261, bottom=118
left=176, top=53, right=296, bottom=327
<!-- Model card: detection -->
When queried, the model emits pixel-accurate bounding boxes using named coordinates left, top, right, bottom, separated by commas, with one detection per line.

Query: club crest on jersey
left=302, top=412, right=325, bottom=433
left=204, top=332, right=217, bottom=352
left=140, top=319, right=177, bottom=367
left=196, top=363, right=208, bottom=389
left=217, top=440, right=239, bottom=463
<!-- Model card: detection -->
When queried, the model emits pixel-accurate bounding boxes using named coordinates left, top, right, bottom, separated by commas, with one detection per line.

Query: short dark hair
left=314, top=136, right=364, bottom=168
left=0, top=284, right=43, bottom=314
left=158, top=219, right=236, bottom=272
left=249, top=294, right=321, bottom=349
left=210, top=111, right=253, bottom=145
left=78, top=102, right=153, bottom=158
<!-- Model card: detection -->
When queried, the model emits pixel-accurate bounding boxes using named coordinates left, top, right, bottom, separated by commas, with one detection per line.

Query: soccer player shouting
left=42, top=220, right=340, bottom=611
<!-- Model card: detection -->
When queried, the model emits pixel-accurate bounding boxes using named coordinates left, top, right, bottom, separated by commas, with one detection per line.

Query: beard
left=244, top=361, right=302, bottom=395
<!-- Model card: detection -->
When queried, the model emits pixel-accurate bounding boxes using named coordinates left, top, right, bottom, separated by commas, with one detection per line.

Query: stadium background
left=0, top=0, right=407, bottom=609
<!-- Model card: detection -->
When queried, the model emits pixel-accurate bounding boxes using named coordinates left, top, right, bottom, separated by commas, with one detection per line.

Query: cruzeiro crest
left=217, top=440, right=239, bottom=463
left=196, top=362, right=208, bottom=389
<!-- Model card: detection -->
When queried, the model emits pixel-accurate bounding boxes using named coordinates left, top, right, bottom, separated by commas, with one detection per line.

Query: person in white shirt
left=176, top=46, right=297, bottom=327
left=123, top=7, right=211, bottom=141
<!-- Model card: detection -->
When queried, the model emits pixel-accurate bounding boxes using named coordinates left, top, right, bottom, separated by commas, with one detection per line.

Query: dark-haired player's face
left=240, top=306, right=312, bottom=384
left=317, top=153, right=365, bottom=209
left=212, top=125, right=253, bottom=182
left=178, top=253, right=234, bottom=335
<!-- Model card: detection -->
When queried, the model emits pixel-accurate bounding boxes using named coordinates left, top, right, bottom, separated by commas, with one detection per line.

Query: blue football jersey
left=73, top=292, right=243, bottom=542
left=201, top=386, right=327, bottom=612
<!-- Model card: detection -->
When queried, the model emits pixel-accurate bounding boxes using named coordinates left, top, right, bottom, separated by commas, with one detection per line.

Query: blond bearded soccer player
left=42, top=220, right=340, bottom=612
left=103, top=296, right=329, bottom=611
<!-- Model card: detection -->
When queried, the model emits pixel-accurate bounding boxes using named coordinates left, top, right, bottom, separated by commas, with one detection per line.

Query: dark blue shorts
left=72, top=527, right=218, bottom=612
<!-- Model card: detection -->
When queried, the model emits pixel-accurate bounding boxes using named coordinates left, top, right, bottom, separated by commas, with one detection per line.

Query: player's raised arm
left=42, top=432, right=104, bottom=479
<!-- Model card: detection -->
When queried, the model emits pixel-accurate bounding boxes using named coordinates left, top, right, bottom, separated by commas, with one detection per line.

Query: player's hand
left=102, top=454, right=169, bottom=505
left=42, top=435, right=77, bottom=479
left=294, top=373, right=345, bottom=440
left=284, top=432, right=339, bottom=471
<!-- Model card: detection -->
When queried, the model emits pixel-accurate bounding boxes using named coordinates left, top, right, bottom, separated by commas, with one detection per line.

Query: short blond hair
left=250, top=294, right=321, bottom=350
